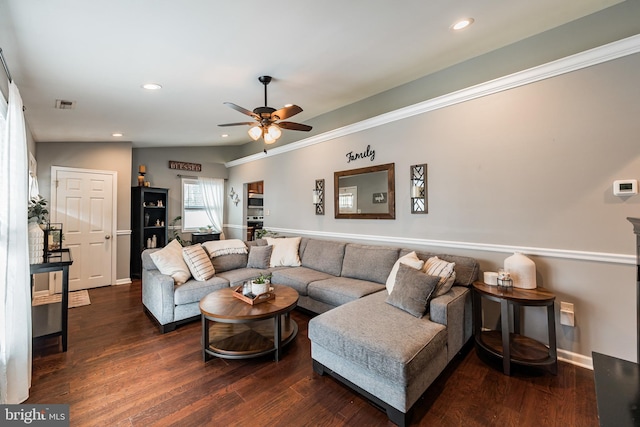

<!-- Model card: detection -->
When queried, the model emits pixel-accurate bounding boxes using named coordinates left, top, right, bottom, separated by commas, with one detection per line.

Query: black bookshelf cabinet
left=131, top=187, right=168, bottom=279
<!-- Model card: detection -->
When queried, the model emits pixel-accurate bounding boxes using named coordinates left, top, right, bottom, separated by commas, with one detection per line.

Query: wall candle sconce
left=138, top=164, right=146, bottom=187
left=410, top=164, right=428, bottom=214
left=313, top=179, right=325, bottom=215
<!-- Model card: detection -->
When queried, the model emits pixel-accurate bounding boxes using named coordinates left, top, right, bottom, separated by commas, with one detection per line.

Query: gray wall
left=36, top=141, right=132, bottom=282
left=225, top=51, right=640, bottom=365
left=131, top=146, right=231, bottom=229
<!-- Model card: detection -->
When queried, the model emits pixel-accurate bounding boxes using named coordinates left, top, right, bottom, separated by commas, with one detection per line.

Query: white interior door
left=52, top=167, right=116, bottom=291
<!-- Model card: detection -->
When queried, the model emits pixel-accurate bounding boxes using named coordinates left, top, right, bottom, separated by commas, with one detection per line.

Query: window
left=181, top=179, right=212, bottom=231
left=338, top=186, right=358, bottom=213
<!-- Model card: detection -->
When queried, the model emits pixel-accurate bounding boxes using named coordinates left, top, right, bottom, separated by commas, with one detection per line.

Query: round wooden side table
left=472, top=281, right=557, bottom=375
left=199, top=284, right=299, bottom=362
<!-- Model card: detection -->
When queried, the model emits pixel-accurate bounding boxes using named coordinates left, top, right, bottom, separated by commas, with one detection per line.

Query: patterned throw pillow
left=422, top=256, right=456, bottom=297
left=386, top=263, right=440, bottom=318
left=149, top=239, right=191, bottom=285
left=182, top=244, right=215, bottom=281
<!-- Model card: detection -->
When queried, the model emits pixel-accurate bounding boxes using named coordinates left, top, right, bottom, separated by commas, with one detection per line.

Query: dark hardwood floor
left=28, top=281, right=599, bottom=426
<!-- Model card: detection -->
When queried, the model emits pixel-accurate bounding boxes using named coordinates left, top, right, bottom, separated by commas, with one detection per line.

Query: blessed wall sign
left=168, top=160, right=202, bottom=172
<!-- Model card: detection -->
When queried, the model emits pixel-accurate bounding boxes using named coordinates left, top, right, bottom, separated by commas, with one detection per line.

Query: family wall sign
left=345, top=145, right=375, bottom=163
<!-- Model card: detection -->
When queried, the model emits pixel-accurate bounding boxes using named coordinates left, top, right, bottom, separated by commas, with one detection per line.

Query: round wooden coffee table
left=199, top=284, right=299, bottom=362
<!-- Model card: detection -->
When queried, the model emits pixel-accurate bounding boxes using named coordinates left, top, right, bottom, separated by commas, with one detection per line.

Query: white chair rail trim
left=254, top=226, right=635, bottom=266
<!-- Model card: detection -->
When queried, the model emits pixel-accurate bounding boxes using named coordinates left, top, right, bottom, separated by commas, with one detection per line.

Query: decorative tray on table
left=232, top=286, right=275, bottom=305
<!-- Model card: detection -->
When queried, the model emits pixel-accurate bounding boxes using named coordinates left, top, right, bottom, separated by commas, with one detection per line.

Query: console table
left=30, top=249, right=73, bottom=351
left=472, top=282, right=557, bottom=375
left=191, top=232, right=221, bottom=244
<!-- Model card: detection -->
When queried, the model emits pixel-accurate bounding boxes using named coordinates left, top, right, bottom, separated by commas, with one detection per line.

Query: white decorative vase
left=504, top=252, right=536, bottom=289
left=28, top=219, right=44, bottom=264
left=251, top=280, right=270, bottom=295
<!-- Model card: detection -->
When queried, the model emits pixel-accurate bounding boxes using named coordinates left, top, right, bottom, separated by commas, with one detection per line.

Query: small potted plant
left=251, top=273, right=271, bottom=295
left=198, top=225, right=214, bottom=233
left=28, top=195, right=49, bottom=225
left=255, top=229, right=277, bottom=239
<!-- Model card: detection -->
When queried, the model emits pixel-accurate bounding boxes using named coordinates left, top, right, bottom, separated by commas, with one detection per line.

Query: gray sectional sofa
left=141, top=237, right=479, bottom=426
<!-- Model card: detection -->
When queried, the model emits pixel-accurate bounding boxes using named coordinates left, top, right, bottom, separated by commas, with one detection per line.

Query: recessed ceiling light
left=141, top=83, right=162, bottom=90
left=112, top=133, right=123, bottom=137
left=451, top=18, right=474, bottom=31
left=221, top=134, right=228, bottom=138
left=284, top=103, right=293, bottom=107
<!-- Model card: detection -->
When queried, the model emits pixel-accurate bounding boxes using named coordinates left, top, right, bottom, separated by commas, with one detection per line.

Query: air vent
left=55, top=99, right=76, bottom=109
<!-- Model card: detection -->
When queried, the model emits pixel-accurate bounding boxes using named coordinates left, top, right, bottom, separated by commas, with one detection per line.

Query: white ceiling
left=0, top=0, right=623, bottom=148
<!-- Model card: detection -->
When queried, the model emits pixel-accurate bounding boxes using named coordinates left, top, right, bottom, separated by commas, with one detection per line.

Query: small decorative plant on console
left=255, top=229, right=278, bottom=239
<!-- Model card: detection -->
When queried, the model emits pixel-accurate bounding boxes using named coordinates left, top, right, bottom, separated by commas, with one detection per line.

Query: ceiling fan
left=218, top=75, right=312, bottom=145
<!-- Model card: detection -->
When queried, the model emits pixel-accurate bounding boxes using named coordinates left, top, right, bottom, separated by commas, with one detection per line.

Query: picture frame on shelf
left=43, top=222, right=63, bottom=258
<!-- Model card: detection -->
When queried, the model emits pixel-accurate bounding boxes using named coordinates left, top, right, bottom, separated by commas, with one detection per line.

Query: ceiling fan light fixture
left=264, top=132, right=277, bottom=145
left=267, top=124, right=282, bottom=140
left=248, top=125, right=263, bottom=141
left=219, top=76, right=312, bottom=141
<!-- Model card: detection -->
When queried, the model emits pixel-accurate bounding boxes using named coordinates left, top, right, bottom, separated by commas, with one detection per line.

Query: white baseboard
left=115, top=278, right=132, bottom=285
left=558, top=349, right=593, bottom=370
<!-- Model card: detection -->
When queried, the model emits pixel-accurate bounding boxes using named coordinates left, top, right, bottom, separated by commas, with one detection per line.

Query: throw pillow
left=265, top=237, right=302, bottom=267
left=246, top=245, right=273, bottom=269
left=202, top=239, right=248, bottom=257
left=149, top=239, right=191, bottom=285
left=385, top=251, right=425, bottom=293
left=386, top=263, right=440, bottom=318
left=182, top=244, right=215, bottom=281
left=422, top=256, right=457, bottom=297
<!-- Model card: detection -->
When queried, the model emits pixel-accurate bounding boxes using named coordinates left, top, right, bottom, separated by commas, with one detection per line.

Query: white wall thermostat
left=613, top=179, right=638, bottom=196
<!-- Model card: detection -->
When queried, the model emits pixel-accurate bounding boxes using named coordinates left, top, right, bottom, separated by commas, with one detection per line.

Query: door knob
left=105, top=235, right=111, bottom=240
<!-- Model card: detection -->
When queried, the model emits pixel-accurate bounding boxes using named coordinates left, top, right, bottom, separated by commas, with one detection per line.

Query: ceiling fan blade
left=218, top=122, right=255, bottom=127
left=271, top=105, right=303, bottom=121
left=223, top=102, right=259, bottom=119
left=278, top=121, right=312, bottom=132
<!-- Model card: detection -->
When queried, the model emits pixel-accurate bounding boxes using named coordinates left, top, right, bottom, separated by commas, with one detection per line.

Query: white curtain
left=199, top=177, right=225, bottom=239
left=0, top=82, right=32, bottom=404
left=28, top=152, right=39, bottom=199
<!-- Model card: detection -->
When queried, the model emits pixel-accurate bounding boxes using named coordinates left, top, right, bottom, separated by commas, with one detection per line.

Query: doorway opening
left=246, top=180, right=264, bottom=240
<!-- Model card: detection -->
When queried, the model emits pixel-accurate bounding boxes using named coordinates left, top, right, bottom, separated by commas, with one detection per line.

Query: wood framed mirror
left=334, top=162, right=395, bottom=219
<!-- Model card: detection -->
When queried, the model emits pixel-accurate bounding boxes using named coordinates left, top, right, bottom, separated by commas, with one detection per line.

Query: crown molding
left=226, top=34, right=640, bottom=168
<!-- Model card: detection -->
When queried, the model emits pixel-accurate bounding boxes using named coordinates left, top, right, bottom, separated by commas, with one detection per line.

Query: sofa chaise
left=141, top=236, right=479, bottom=426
